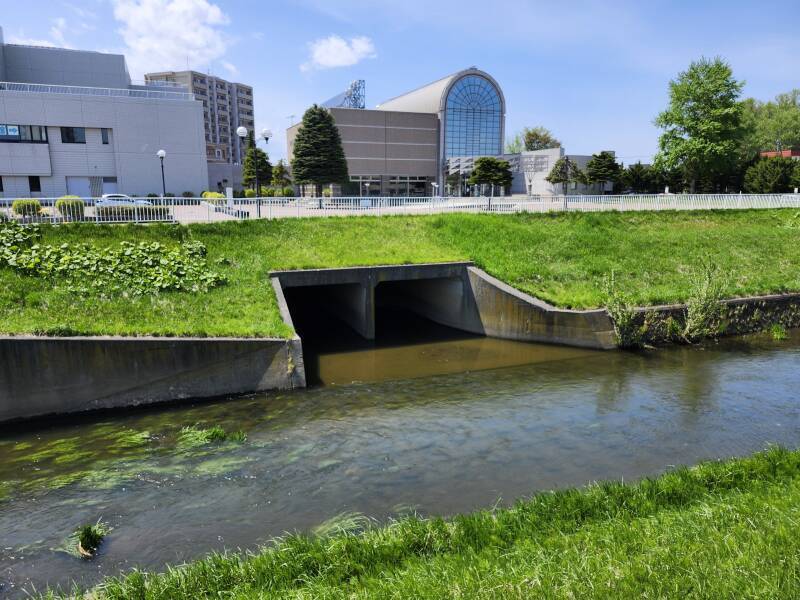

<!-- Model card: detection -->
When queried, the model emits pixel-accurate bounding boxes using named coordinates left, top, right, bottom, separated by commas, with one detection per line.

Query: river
left=1, top=324, right=799, bottom=597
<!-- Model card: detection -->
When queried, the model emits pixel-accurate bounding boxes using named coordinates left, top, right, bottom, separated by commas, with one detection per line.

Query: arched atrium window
left=444, top=75, right=502, bottom=158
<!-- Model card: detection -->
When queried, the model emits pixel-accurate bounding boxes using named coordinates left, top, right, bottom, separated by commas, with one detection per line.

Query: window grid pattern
left=444, top=75, right=502, bottom=158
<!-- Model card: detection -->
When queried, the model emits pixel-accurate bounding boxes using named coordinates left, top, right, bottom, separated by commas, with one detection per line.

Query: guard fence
left=1, top=193, right=799, bottom=225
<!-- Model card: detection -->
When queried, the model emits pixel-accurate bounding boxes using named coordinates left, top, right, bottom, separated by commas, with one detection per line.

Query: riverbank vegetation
left=46, top=445, right=800, bottom=598
left=1, top=209, right=800, bottom=337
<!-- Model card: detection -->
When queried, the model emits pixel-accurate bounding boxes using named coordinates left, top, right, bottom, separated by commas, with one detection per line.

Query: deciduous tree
left=468, top=157, right=513, bottom=195
left=654, top=57, right=744, bottom=193
left=524, top=126, right=561, bottom=151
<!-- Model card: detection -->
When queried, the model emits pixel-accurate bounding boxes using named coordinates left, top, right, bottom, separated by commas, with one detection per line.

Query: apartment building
left=144, top=70, right=254, bottom=191
left=0, top=27, right=208, bottom=198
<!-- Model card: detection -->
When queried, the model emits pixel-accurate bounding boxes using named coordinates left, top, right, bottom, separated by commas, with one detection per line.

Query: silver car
left=96, top=194, right=152, bottom=207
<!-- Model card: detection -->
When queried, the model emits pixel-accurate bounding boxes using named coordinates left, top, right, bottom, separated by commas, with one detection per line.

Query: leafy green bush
left=146, top=193, right=159, bottom=198
left=95, top=205, right=170, bottom=221
left=264, top=188, right=276, bottom=197
left=55, top=196, right=85, bottom=220
left=11, top=199, right=42, bottom=217
left=182, top=191, right=195, bottom=198
left=165, top=192, right=175, bottom=198
left=245, top=189, right=256, bottom=198
left=323, top=188, right=333, bottom=197
left=201, top=191, right=225, bottom=199
left=282, top=186, right=294, bottom=197
left=0, top=221, right=226, bottom=297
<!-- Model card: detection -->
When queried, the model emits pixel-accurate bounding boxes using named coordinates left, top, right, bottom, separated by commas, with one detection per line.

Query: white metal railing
left=0, top=81, right=195, bottom=101
left=1, top=193, right=798, bottom=225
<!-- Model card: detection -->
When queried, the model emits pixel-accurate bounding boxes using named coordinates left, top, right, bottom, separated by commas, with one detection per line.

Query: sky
left=2, top=0, right=797, bottom=162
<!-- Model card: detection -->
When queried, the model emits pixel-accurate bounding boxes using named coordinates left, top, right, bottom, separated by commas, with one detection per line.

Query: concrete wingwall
left=271, top=262, right=617, bottom=350
left=0, top=336, right=305, bottom=424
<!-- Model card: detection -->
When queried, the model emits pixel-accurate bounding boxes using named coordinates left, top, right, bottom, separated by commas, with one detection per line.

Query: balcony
left=0, top=81, right=195, bottom=101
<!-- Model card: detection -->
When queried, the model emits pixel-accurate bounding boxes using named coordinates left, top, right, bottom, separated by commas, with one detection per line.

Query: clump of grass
left=66, top=520, right=110, bottom=559
left=682, top=261, right=723, bottom=342
left=177, top=425, right=246, bottom=449
left=770, top=323, right=788, bottom=340
left=603, top=271, right=645, bottom=348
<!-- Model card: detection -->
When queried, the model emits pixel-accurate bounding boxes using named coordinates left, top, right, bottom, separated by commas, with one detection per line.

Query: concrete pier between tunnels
left=271, top=262, right=616, bottom=350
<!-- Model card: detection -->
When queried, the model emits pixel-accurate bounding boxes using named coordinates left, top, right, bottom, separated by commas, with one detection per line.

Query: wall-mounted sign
left=6, top=125, right=19, bottom=136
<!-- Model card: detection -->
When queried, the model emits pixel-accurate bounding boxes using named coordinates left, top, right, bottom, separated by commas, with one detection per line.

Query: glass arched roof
left=444, top=75, right=503, bottom=158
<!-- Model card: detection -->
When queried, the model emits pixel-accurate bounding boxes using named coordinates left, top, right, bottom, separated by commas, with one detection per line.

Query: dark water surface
left=1, top=329, right=799, bottom=597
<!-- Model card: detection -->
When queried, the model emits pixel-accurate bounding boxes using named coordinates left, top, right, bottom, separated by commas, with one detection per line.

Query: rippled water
left=1, top=329, right=799, bottom=597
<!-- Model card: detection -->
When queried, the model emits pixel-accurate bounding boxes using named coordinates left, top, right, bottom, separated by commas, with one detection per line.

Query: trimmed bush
left=95, top=205, right=171, bottom=221
left=182, top=191, right=195, bottom=198
left=11, top=199, right=42, bottom=217
left=55, top=196, right=85, bottom=220
left=201, top=191, right=225, bottom=199
left=264, top=188, right=276, bottom=197
left=281, top=186, right=295, bottom=197
left=245, top=189, right=256, bottom=198
left=165, top=192, right=176, bottom=198
left=146, top=193, right=159, bottom=198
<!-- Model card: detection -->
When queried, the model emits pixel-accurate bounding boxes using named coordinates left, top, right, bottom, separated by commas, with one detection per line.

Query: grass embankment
left=50, top=446, right=800, bottom=599
left=3, top=210, right=800, bottom=337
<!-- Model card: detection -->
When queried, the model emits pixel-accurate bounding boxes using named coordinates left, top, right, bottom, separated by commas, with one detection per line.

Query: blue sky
left=2, top=0, right=797, bottom=162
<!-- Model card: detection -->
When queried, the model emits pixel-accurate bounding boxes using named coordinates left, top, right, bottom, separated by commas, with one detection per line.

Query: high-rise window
left=443, top=75, right=503, bottom=158
left=101, top=128, right=110, bottom=144
left=60, top=127, right=86, bottom=144
left=28, top=175, right=41, bottom=192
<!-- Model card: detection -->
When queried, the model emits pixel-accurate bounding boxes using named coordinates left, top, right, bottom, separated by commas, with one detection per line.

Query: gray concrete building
left=287, top=67, right=505, bottom=196
left=145, top=70, right=254, bottom=192
left=0, top=27, right=208, bottom=198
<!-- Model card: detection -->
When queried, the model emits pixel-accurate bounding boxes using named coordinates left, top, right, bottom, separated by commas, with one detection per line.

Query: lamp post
left=156, top=149, right=166, bottom=197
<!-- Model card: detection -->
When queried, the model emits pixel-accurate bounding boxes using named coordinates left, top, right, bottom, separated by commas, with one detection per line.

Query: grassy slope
left=3, top=210, right=800, bottom=337
left=55, top=446, right=800, bottom=599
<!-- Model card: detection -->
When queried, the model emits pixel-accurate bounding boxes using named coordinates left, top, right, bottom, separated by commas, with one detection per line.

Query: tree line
left=507, top=58, right=800, bottom=194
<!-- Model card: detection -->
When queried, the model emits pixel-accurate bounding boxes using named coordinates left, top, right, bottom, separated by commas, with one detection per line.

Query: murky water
left=1, top=328, right=800, bottom=597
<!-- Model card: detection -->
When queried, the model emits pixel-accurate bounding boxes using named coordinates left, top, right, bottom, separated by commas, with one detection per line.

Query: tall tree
left=271, top=159, right=292, bottom=188
left=621, top=162, right=654, bottom=193
left=740, top=90, right=800, bottom=160
left=654, top=57, right=744, bottom=193
left=743, top=157, right=797, bottom=193
left=545, top=156, right=586, bottom=195
left=505, top=132, right=524, bottom=154
left=242, top=131, right=272, bottom=190
left=523, top=126, right=561, bottom=151
left=468, top=157, right=513, bottom=195
left=291, top=105, right=349, bottom=197
left=585, top=151, right=622, bottom=193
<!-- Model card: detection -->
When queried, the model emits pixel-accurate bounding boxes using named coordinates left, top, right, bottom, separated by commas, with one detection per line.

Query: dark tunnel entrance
left=283, top=278, right=484, bottom=384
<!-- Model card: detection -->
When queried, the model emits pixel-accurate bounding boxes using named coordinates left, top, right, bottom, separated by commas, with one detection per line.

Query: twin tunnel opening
left=276, top=264, right=487, bottom=384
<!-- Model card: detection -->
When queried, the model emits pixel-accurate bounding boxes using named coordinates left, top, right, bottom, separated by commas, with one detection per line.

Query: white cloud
left=221, top=60, right=239, bottom=77
left=300, top=35, right=376, bottom=72
left=111, top=0, right=230, bottom=79
left=7, top=17, right=74, bottom=49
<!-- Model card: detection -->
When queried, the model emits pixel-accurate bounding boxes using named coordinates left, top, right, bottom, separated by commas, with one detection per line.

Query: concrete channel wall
left=0, top=336, right=305, bottom=423
left=270, top=262, right=617, bottom=349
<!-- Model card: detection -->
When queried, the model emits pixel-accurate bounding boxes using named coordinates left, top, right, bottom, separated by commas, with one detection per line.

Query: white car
left=96, top=194, right=152, bottom=207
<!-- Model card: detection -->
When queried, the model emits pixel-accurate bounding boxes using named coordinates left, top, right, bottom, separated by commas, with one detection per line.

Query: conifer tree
left=291, top=105, right=349, bottom=196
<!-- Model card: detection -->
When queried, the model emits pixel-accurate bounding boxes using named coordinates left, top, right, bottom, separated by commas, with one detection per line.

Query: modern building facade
left=0, top=27, right=208, bottom=198
left=287, top=67, right=505, bottom=196
left=145, top=70, right=254, bottom=191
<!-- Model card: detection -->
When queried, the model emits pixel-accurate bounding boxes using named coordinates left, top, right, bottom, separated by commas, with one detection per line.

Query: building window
left=443, top=74, right=503, bottom=158
left=29, top=175, right=41, bottom=193
left=60, top=127, right=86, bottom=144
left=0, top=176, right=3, bottom=192
left=101, top=128, right=110, bottom=144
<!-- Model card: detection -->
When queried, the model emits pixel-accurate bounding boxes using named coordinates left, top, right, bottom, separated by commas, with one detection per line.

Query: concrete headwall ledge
left=0, top=336, right=305, bottom=424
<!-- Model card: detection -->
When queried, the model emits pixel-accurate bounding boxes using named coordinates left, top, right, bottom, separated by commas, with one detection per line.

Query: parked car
left=96, top=194, right=152, bottom=206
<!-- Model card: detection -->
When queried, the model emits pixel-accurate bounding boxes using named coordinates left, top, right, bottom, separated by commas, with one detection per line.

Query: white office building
left=0, top=27, right=208, bottom=199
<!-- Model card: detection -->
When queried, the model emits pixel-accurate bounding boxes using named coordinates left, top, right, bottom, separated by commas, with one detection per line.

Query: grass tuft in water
left=46, top=445, right=800, bottom=599
left=177, top=425, right=247, bottom=449
left=770, top=323, right=789, bottom=340
left=63, top=520, right=110, bottom=559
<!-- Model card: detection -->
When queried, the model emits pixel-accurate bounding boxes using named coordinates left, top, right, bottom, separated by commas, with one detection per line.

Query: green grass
left=48, top=446, right=800, bottom=599
left=4, top=209, right=800, bottom=337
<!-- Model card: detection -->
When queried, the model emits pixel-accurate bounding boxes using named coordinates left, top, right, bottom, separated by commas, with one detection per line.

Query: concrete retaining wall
left=0, top=336, right=305, bottom=423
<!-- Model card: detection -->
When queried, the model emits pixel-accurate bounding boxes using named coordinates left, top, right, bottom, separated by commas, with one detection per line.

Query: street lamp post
left=236, top=126, right=256, bottom=215
left=156, top=149, right=166, bottom=197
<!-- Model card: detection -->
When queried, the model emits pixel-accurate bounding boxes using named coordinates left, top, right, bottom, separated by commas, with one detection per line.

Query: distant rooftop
left=0, top=81, right=195, bottom=101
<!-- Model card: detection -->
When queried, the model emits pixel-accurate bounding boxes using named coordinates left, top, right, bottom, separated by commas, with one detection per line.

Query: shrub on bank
left=55, top=196, right=85, bottom=220
left=95, top=205, right=171, bottom=221
left=11, top=199, right=42, bottom=217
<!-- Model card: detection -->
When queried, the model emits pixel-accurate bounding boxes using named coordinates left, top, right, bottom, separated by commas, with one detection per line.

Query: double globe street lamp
left=236, top=126, right=272, bottom=218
